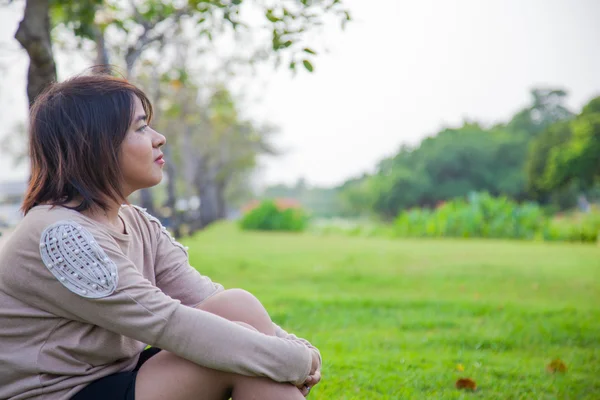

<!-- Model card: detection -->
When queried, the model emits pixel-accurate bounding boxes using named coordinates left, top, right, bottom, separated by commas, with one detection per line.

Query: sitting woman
left=0, top=73, right=321, bottom=400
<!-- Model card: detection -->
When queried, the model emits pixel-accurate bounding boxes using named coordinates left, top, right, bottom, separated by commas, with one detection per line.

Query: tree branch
left=125, top=3, right=189, bottom=77
left=128, top=0, right=151, bottom=30
left=14, top=0, right=56, bottom=105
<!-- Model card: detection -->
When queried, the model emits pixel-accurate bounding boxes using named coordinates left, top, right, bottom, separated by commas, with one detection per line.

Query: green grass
left=181, top=223, right=600, bottom=399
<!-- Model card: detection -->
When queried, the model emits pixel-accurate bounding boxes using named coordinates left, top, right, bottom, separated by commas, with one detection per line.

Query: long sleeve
left=145, top=211, right=224, bottom=307
left=5, top=220, right=312, bottom=386
left=274, top=323, right=322, bottom=370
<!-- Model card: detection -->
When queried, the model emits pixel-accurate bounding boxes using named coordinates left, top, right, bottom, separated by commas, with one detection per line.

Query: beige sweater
left=0, top=205, right=316, bottom=400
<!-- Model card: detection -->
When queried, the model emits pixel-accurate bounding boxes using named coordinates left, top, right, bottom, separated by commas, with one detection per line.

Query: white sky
left=1, top=0, right=600, bottom=187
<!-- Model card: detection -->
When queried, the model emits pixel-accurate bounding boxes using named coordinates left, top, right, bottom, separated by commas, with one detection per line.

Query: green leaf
left=266, top=9, right=280, bottom=23
left=303, top=47, right=317, bottom=55
left=302, top=59, right=313, bottom=72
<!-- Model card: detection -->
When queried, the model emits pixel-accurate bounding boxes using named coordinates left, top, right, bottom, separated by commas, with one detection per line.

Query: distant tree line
left=263, top=89, right=600, bottom=219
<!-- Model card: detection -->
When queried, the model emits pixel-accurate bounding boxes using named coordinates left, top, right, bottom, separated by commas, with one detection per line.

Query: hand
left=297, top=350, right=322, bottom=396
left=310, top=348, right=320, bottom=375
left=298, top=370, right=321, bottom=396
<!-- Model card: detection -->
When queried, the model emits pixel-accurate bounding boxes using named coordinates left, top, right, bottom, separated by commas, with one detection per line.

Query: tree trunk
left=182, top=125, right=195, bottom=191
left=164, top=153, right=177, bottom=213
left=14, top=0, right=56, bottom=106
left=193, top=157, right=219, bottom=229
left=139, top=188, right=156, bottom=216
left=199, top=181, right=220, bottom=228
left=163, top=144, right=182, bottom=236
left=216, top=179, right=227, bottom=219
left=93, top=26, right=110, bottom=70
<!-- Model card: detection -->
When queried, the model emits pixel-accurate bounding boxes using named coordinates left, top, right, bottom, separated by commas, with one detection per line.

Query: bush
left=543, top=208, right=600, bottom=243
left=393, top=192, right=548, bottom=240
left=391, top=192, right=600, bottom=243
left=240, top=200, right=308, bottom=232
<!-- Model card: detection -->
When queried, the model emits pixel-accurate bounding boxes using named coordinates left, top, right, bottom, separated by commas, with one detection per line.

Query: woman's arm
left=274, top=324, right=322, bottom=370
left=10, top=220, right=313, bottom=386
left=133, top=206, right=225, bottom=307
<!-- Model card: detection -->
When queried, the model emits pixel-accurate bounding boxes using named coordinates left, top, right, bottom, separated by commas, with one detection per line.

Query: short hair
left=21, top=73, right=154, bottom=215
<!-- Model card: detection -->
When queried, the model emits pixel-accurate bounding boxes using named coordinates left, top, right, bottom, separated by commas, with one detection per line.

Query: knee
left=197, top=288, right=271, bottom=322
left=224, top=288, right=254, bottom=300
left=209, top=288, right=264, bottom=313
left=200, top=288, right=274, bottom=335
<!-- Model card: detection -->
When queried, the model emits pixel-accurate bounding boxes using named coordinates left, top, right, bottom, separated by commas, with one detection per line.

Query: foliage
left=139, top=65, right=279, bottom=228
left=506, top=88, right=573, bottom=137
left=389, top=192, right=600, bottom=243
left=337, top=88, right=582, bottom=218
left=341, top=124, right=531, bottom=220
left=181, top=223, right=600, bottom=399
left=526, top=121, right=573, bottom=201
left=47, top=0, right=351, bottom=75
left=547, top=98, right=600, bottom=190
left=527, top=96, right=600, bottom=197
left=336, top=174, right=378, bottom=217
left=239, top=200, right=308, bottom=232
left=543, top=207, right=600, bottom=243
left=308, top=193, right=600, bottom=244
left=49, top=0, right=103, bottom=39
left=393, top=192, right=547, bottom=240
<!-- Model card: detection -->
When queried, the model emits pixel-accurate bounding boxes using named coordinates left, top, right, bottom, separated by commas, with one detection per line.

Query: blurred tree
left=9, top=0, right=350, bottom=222
left=337, top=174, right=376, bottom=217
left=525, top=120, right=573, bottom=202
left=140, top=63, right=279, bottom=231
left=554, top=97, right=600, bottom=188
left=342, top=123, right=528, bottom=219
left=195, top=87, right=279, bottom=227
left=14, top=0, right=58, bottom=105
left=507, top=88, right=573, bottom=137
left=528, top=96, right=600, bottom=197
left=337, top=89, right=577, bottom=218
left=12, top=0, right=351, bottom=105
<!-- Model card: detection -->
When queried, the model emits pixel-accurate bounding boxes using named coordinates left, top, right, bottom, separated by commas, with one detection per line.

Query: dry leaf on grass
left=547, top=359, right=567, bottom=373
left=455, top=378, right=477, bottom=391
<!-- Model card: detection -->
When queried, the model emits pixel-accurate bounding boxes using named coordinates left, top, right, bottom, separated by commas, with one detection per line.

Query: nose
left=153, top=129, right=166, bottom=148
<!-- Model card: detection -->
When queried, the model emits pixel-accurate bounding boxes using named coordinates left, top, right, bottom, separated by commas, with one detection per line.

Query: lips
left=155, top=154, right=165, bottom=165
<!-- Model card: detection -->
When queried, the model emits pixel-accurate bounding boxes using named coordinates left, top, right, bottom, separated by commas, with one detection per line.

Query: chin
left=152, top=173, right=164, bottom=186
left=148, top=177, right=163, bottom=188
left=136, top=177, right=163, bottom=191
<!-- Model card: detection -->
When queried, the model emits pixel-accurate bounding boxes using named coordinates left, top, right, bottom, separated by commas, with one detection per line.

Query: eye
left=137, top=124, right=149, bottom=132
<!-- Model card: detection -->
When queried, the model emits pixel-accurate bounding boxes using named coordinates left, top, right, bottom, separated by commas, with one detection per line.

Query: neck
left=66, top=197, right=125, bottom=233
left=91, top=202, right=121, bottom=223
left=87, top=200, right=125, bottom=233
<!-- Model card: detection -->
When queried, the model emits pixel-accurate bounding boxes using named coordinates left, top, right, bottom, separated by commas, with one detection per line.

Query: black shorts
left=71, top=347, right=162, bottom=400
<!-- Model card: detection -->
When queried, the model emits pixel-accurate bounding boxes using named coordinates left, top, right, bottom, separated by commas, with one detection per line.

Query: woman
left=0, top=74, right=321, bottom=400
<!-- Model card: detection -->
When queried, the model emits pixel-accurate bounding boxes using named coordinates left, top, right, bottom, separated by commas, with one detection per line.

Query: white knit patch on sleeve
left=39, top=221, right=118, bottom=298
left=132, top=205, right=189, bottom=254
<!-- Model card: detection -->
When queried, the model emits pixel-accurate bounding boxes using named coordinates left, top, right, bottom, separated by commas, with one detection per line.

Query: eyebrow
left=135, top=115, right=147, bottom=123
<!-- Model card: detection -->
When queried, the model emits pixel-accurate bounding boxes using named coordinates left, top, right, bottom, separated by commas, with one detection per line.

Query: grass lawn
left=181, top=223, right=600, bottom=399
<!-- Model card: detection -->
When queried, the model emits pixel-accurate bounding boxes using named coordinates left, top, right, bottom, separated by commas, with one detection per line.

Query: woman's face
left=118, top=96, right=166, bottom=196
